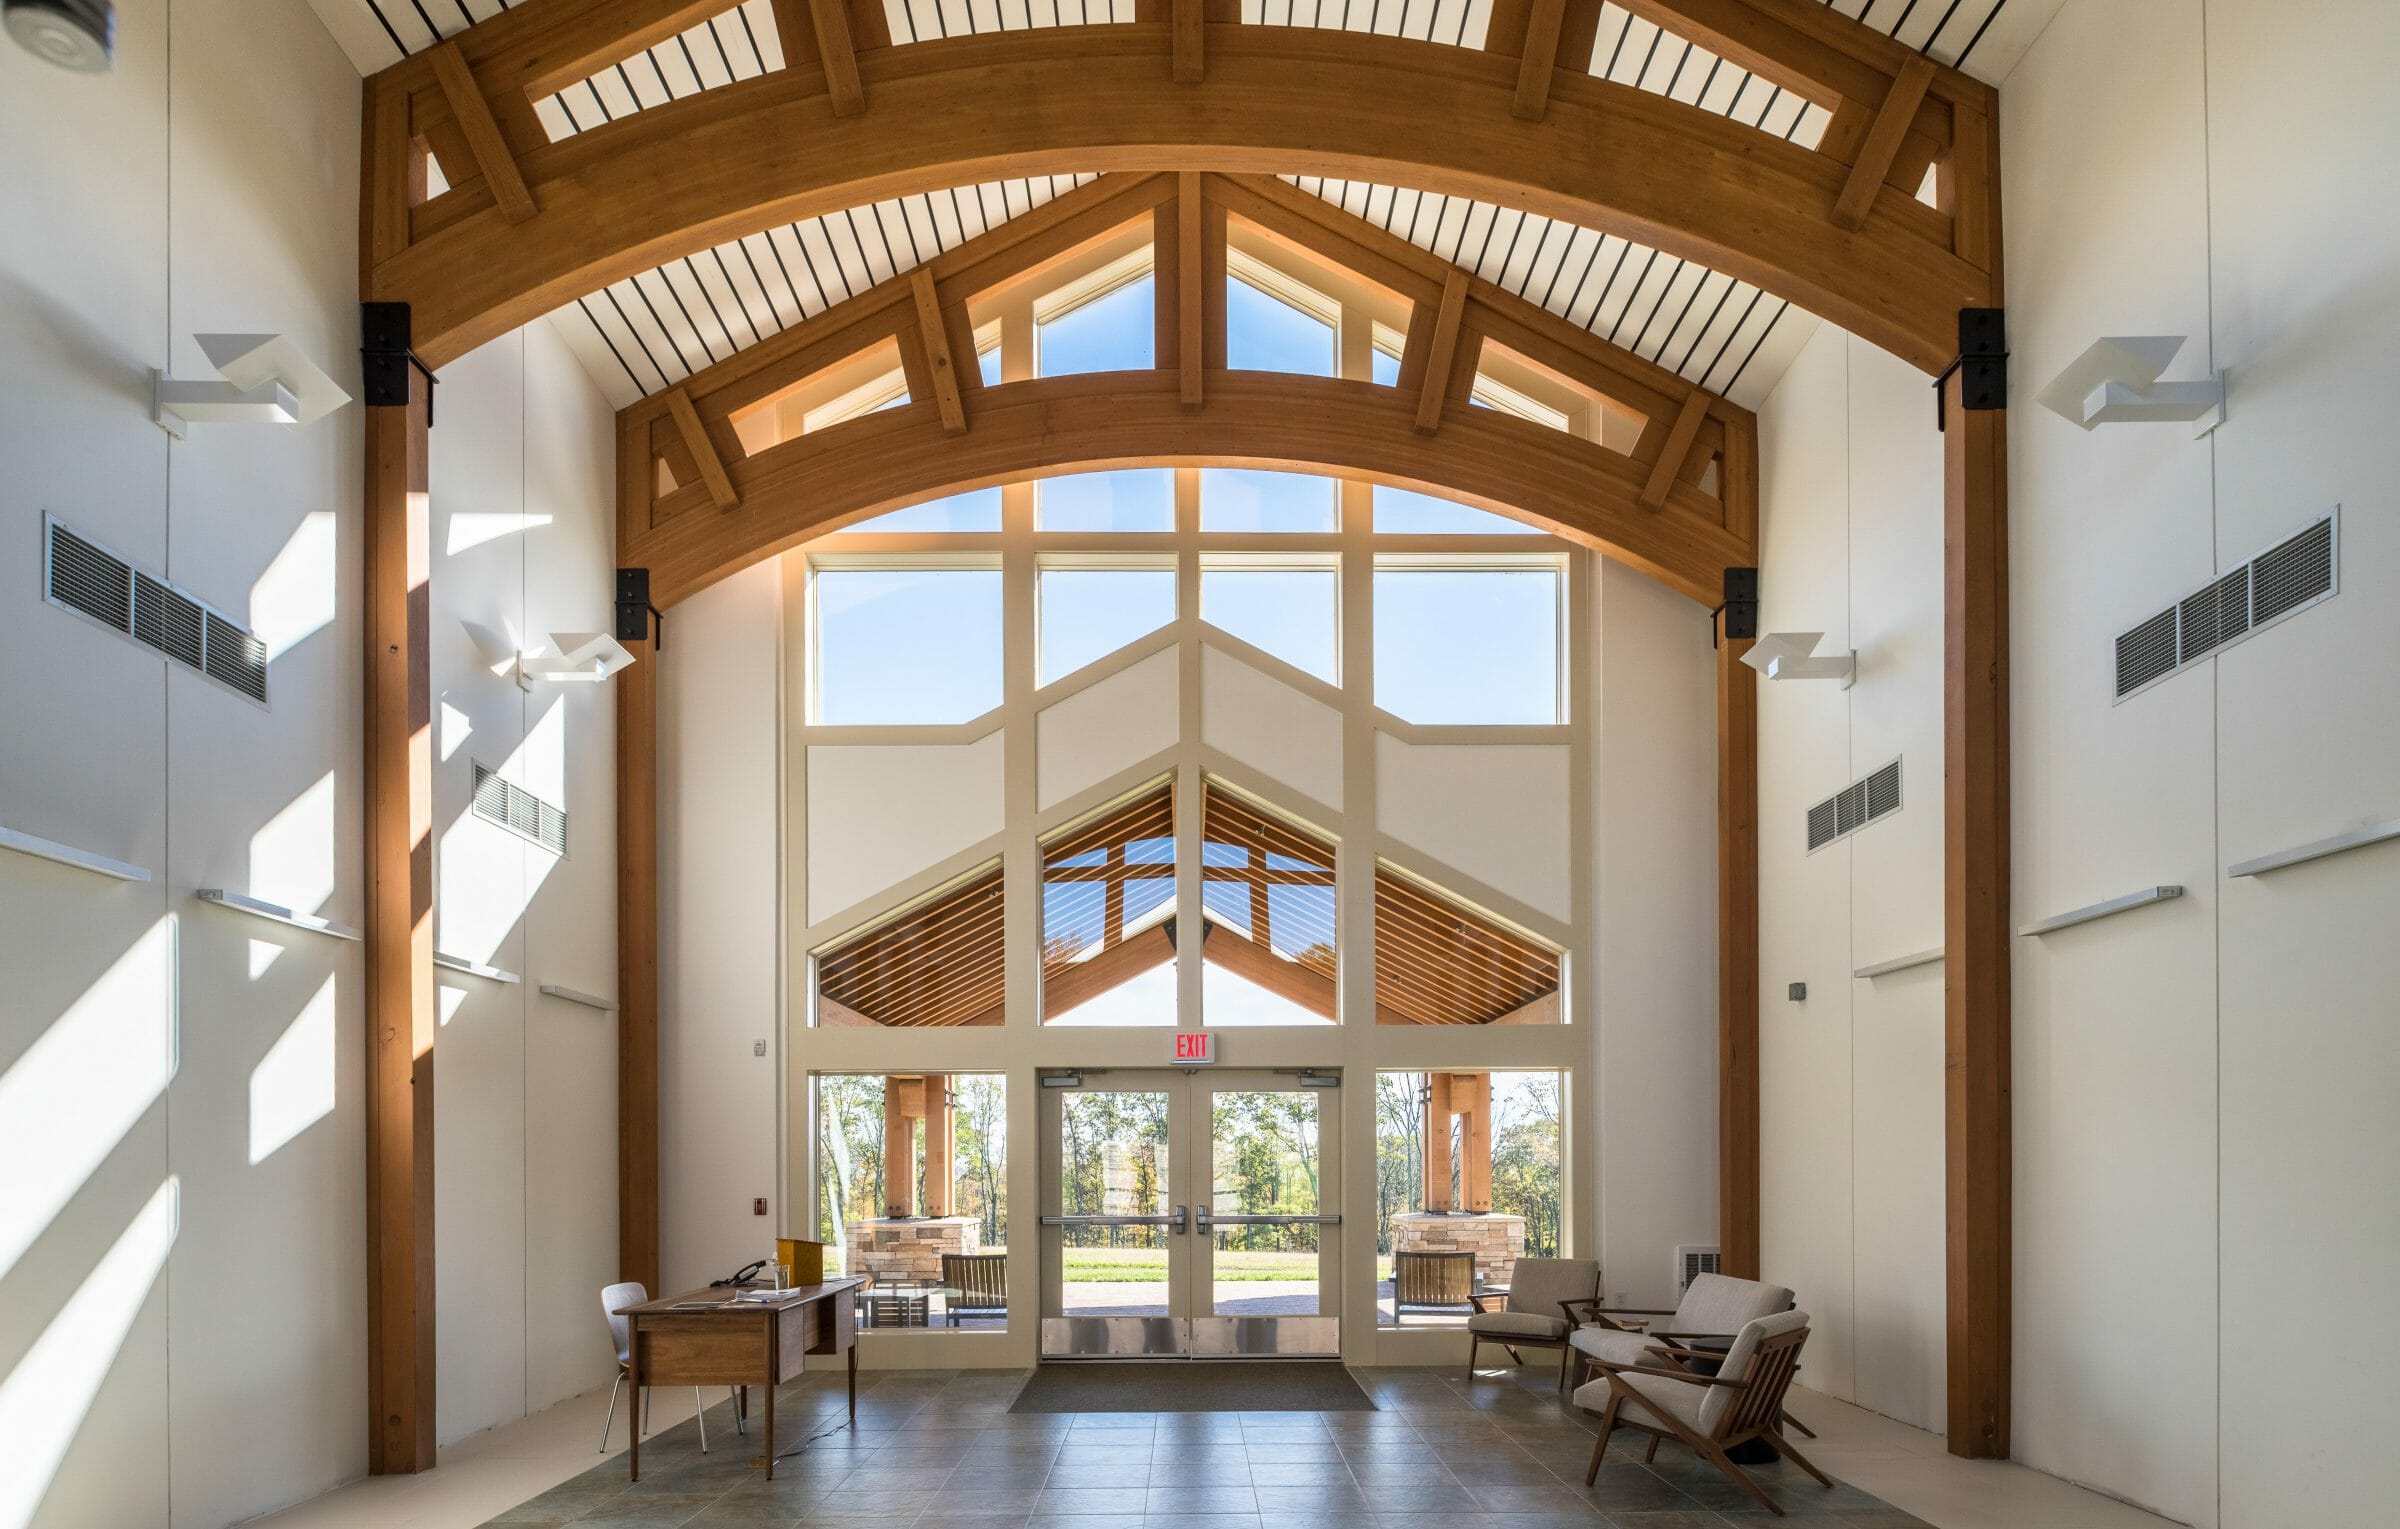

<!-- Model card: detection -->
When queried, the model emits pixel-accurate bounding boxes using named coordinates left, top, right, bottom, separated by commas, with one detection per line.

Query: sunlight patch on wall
left=249, top=511, right=338, bottom=657
left=248, top=976, right=337, bottom=1164
left=0, top=919, right=177, bottom=1282
left=247, top=939, right=282, bottom=981
left=248, top=772, right=338, bottom=921
left=440, top=700, right=474, bottom=762
left=438, top=985, right=471, bottom=1027
left=0, top=1176, right=178, bottom=1529
left=446, top=512, right=553, bottom=556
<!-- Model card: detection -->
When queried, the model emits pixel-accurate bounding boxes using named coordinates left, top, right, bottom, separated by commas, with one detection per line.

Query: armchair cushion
left=1567, top=1325, right=1654, bottom=1368
left=1468, top=1310, right=1570, bottom=1340
left=1506, top=1257, right=1600, bottom=1322
left=1575, top=1369, right=1707, bottom=1432
left=1675, top=1273, right=1794, bottom=1337
left=1696, top=1309, right=1808, bottom=1432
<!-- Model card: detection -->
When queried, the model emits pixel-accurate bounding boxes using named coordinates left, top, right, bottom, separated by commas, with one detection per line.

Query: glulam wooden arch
left=362, top=0, right=2002, bottom=374
left=620, top=172, right=1757, bottom=609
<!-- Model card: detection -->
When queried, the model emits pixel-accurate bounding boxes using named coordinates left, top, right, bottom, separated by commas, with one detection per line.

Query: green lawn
left=1063, top=1248, right=1317, bottom=1282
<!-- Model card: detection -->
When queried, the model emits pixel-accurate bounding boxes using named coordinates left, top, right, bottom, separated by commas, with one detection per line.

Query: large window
left=1041, top=784, right=1179, bottom=1026
left=1199, top=782, right=1337, bottom=1027
left=1200, top=561, right=1339, bottom=681
left=815, top=1073, right=1008, bottom=1326
left=1373, top=563, right=1562, bottom=724
left=1375, top=1069, right=1561, bottom=1326
left=1038, top=564, right=1176, bottom=685
left=1226, top=270, right=1336, bottom=375
left=1038, top=271, right=1154, bottom=376
left=813, top=565, right=1003, bottom=724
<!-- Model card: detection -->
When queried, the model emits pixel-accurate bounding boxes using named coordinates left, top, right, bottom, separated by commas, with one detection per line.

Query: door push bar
left=1040, top=1207, right=1190, bottom=1234
left=1194, top=1204, right=1343, bottom=1234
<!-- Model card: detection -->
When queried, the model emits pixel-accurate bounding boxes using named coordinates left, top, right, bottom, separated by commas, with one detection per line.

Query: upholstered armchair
left=1564, top=1273, right=1795, bottom=1394
left=1464, top=1256, right=1600, bottom=1390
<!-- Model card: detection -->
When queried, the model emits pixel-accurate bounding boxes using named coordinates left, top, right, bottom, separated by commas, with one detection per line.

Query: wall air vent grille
left=1807, top=759, right=1902, bottom=853
left=43, top=515, right=269, bottom=706
left=1674, top=1245, right=1721, bottom=1297
left=472, top=763, right=569, bottom=857
left=2114, top=510, right=2339, bottom=702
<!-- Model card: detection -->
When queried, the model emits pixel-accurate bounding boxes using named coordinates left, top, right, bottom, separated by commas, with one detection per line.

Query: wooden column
left=364, top=326, right=435, bottom=1475
left=1458, top=1073, right=1492, bottom=1214
left=616, top=636, right=660, bottom=1294
left=1716, top=633, right=1760, bottom=1280
left=921, top=1076, right=954, bottom=1217
left=883, top=1076, right=921, bottom=1217
left=1943, top=366, right=2011, bottom=1459
left=1421, top=1072, right=1452, bottom=1212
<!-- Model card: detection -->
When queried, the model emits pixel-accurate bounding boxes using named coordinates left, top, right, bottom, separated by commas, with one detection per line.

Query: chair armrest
left=1642, top=1343, right=1730, bottom=1364
left=1648, top=1330, right=1738, bottom=1346
left=1561, top=1297, right=1600, bottom=1324
left=1594, top=1306, right=1678, bottom=1317
left=1591, top=1359, right=1745, bottom=1390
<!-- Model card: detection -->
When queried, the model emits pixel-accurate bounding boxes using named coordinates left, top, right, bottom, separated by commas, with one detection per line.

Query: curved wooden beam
left=369, top=24, right=1996, bottom=373
left=624, top=369, right=1746, bottom=607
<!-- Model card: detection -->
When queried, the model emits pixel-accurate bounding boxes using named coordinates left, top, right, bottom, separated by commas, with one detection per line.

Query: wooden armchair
left=1465, top=1257, right=1599, bottom=1391
left=940, top=1253, right=1007, bottom=1327
left=1575, top=1309, right=1831, bottom=1517
left=1391, top=1250, right=1476, bottom=1324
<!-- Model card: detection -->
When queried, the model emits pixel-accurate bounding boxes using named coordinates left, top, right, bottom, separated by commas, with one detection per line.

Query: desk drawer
left=633, top=1316, right=767, bottom=1386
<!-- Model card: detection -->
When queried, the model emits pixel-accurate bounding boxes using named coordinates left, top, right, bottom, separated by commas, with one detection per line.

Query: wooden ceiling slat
left=819, top=862, right=1006, bottom=1027
left=1372, top=864, right=1560, bottom=1024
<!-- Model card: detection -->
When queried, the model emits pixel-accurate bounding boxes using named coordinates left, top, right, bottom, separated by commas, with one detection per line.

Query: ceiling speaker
left=5, top=0, right=114, bottom=72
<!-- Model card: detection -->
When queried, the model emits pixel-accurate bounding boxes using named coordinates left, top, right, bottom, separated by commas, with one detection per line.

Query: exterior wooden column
left=922, top=1076, right=954, bottom=1217
left=1943, top=367, right=2011, bottom=1459
left=364, top=328, right=435, bottom=1475
left=1421, top=1072, right=1452, bottom=1212
left=1458, top=1073, right=1492, bottom=1214
left=616, top=637, right=660, bottom=1294
left=1716, top=633, right=1760, bottom=1280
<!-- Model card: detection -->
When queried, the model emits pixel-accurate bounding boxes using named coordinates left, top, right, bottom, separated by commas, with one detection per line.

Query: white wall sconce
left=2034, top=336, right=2224, bottom=436
left=1741, top=631, right=1856, bottom=688
left=153, top=334, right=350, bottom=438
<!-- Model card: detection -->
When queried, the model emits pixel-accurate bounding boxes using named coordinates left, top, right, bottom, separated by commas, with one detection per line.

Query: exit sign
left=1173, top=1032, right=1215, bottom=1065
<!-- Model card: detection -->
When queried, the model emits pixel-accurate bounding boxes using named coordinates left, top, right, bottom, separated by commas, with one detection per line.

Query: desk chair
left=600, top=1281, right=747, bottom=1454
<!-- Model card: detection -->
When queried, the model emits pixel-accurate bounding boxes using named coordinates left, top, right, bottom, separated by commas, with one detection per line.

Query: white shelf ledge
left=197, top=889, right=360, bottom=941
left=435, top=951, right=521, bottom=984
left=2018, top=885, right=2183, bottom=937
left=538, top=983, right=619, bottom=1012
left=1854, top=947, right=1943, bottom=979
left=1, top=824, right=151, bottom=882
left=2227, top=817, right=2400, bottom=878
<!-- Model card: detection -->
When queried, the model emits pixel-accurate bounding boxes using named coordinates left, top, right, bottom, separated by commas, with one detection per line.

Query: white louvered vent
left=472, top=763, right=569, bottom=857
left=1674, top=1245, right=1721, bottom=1297
left=1807, top=759, right=1902, bottom=854
left=44, top=516, right=269, bottom=705
left=2114, top=510, right=2339, bottom=702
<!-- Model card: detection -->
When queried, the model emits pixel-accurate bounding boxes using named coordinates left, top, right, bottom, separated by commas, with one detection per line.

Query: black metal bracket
left=1712, top=566, right=1759, bottom=648
left=360, top=302, right=438, bottom=424
left=616, top=567, right=663, bottom=651
left=1933, top=307, right=2007, bottom=431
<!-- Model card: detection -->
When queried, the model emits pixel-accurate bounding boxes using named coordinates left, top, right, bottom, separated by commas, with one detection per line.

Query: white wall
left=427, top=322, right=622, bottom=1449
left=0, top=4, right=621, bottom=1519
left=657, top=562, right=787, bottom=1296
left=1753, top=1, right=2400, bottom=1520
left=1, top=4, right=364, bottom=1525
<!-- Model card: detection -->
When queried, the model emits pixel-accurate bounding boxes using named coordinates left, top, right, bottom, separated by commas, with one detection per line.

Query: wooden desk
left=618, top=1277, right=866, bottom=1481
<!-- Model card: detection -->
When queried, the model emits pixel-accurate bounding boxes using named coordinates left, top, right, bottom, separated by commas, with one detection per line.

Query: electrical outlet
left=753, top=1198, right=768, bottom=1216
left=753, top=1039, right=767, bottom=1057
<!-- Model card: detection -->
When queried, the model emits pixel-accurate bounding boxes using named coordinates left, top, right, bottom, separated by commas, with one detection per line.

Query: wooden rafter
left=615, top=172, right=1755, bottom=608
left=359, top=12, right=2000, bottom=372
left=1373, top=866, right=1561, bottom=1026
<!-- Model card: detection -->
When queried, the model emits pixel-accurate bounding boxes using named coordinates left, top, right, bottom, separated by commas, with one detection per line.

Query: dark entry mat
left=1010, top=1361, right=1376, bottom=1413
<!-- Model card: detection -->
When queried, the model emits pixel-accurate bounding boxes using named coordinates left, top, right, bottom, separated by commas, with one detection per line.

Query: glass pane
left=1372, top=486, right=1542, bottom=536
left=1059, top=1090, right=1172, bottom=1319
left=1210, top=1090, right=1321, bottom=1316
left=1373, top=566, right=1560, bottom=724
left=1199, top=782, right=1337, bottom=1027
left=1372, top=348, right=1400, bottom=386
left=977, top=347, right=1002, bottom=385
left=1038, top=274, right=1154, bottom=376
left=1039, top=469, right=1176, bottom=532
left=1043, top=787, right=1178, bottom=1026
left=1200, top=468, right=1337, bottom=533
left=815, top=567, right=1003, bottom=724
left=1040, top=567, right=1176, bottom=684
left=853, top=487, right=1003, bottom=533
left=1227, top=276, right=1335, bottom=376
left=1372, top=1071, right=1561, bottom=1326
left=1201, top=567, right=1338, bottom=682
left=816, top=1073, right=1008, bottom=1327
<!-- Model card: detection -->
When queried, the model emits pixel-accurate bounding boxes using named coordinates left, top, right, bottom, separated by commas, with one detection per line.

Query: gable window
left=1042, top=784, right=1180, bottom=1026
left=1373, top=561, right=1562, bottom=724
left=1226, top=264, right=1336, bottom=376
left=1038, top=267, right=1154, bottom=377
left=1373, top=864, right=1562, bottom=1025
left=812, top=564, right=1003, bottom=724
left=815, top=864, right=1004, bottom=1028
left=1038, top=562, right=1176, bottom=685
left=1200, top=782, right=1337, bottom=1027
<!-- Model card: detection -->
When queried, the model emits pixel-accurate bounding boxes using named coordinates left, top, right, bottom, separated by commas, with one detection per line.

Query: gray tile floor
left=482, top=1363, right=1931, bottom=1529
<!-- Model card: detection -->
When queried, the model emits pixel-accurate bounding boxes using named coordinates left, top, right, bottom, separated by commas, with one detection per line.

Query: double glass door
left=1038, top=1069, right=1341, bottom=1357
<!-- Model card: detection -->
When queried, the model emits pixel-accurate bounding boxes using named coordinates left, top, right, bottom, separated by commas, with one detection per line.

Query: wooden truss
left=616, top=171, right=1760, bottom=607
left=359, top=0, right=2001, bottom=374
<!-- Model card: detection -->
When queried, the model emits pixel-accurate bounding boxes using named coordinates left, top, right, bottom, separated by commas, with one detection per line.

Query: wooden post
left=616, top=635, right=660, bottom=1295
left=883, top=1076, right=919, bottom=1217
left=1459, top=1073, right=1492, bottom=1213
left=364, top=315, right=435, bottom=1475
left=1421, top=1072, right=1452, bottom=1212
left=922, top=1075, right=954, bottom=1217
left=1716, top=633, right=1761, bottom=1280
left=1943, top=364, right=2011, bottom=1459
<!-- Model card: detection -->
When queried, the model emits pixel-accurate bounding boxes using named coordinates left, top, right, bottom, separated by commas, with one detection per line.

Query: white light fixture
left=1740, top=631, right=1855, bottom=688
left=154, top=333, right=350, bottom=438
left=523, top=631, right=636, bottom=684
left=461, top=619, right=536, bottom=689
left=2034, top=336, right=2224, bottom=436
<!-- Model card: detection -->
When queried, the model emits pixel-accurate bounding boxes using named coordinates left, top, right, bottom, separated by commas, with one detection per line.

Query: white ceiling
left=307, top=0, right=2067, bottom=411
